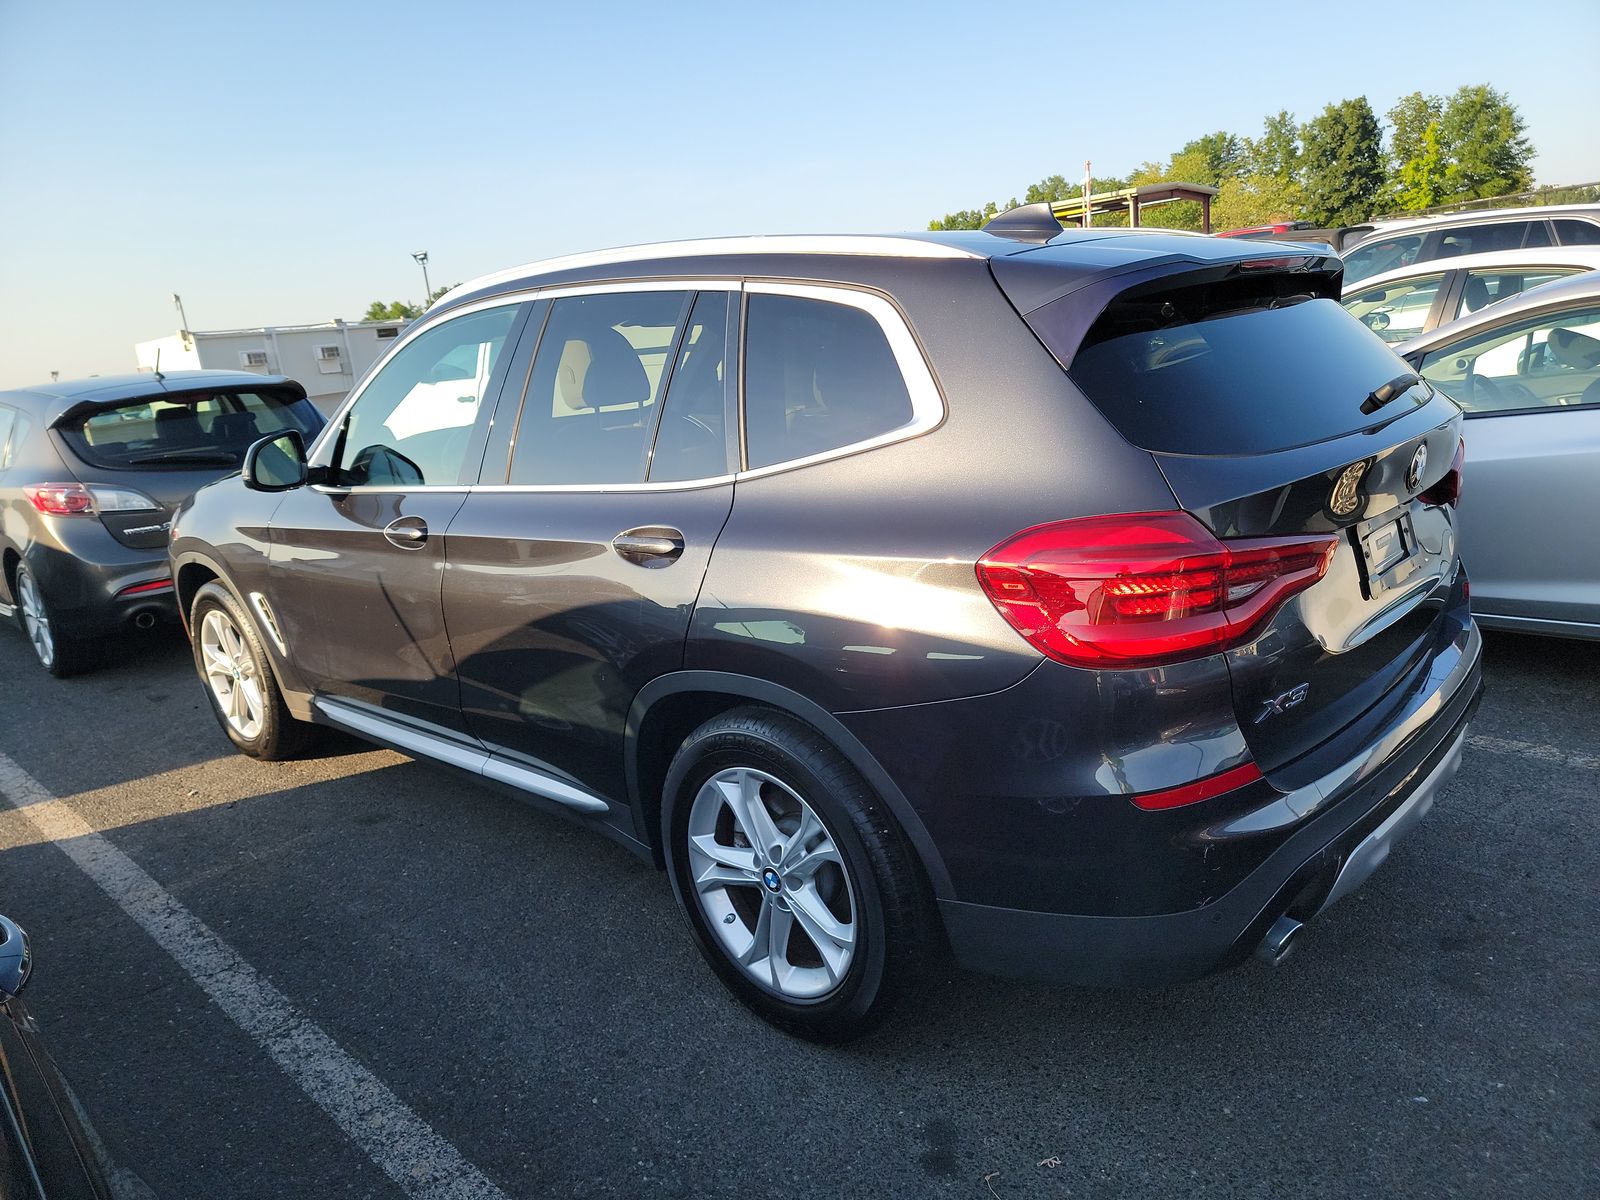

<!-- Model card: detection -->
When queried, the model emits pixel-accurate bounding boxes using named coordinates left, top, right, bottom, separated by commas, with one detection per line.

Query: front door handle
left=612, top=527, right=685, bottom=566
left=383, top=517, right=428, bottom=549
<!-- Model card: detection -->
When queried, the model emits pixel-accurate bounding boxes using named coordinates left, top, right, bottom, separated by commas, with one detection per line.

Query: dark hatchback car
left=171, top=222, right=1483, bottom=1040
left=1, top=915, right=114, bottom=1198
left=0, top=371, right=323, bottom=676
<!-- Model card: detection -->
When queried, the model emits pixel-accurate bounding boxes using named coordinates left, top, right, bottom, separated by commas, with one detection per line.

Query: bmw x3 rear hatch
left=995, top=249, right=1467, bottom=772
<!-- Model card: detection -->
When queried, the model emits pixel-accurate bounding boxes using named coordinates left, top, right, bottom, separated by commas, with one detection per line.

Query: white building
left=135, top=319, right=408, bottom=415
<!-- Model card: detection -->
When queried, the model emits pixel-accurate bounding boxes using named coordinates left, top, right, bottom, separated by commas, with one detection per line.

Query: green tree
left=1211, top=173, right=1305, bottom=230
left=1175, top=130, right=1247, bottom=187
left=1393, top=121, right=1446, bottom=211
left=1247, top=110, right=1300, bottom=182
left=1301, top=97, right=1385, bottom=225
left=1387, top=92, right=1442, bottom=173
left=362, top=284, right=458, bottom=322
left=1438, top=84, right=1533, bottom=200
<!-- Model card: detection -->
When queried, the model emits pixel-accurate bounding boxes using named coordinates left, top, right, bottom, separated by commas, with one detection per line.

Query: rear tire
left=14, top=562, right=94, bottom=678
left=662, top=706, right=936, bottom=1042
left=189, top=582, right=314, bottom=760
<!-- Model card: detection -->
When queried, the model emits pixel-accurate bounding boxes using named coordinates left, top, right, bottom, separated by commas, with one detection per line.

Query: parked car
left=1396, top=272, right=1600, bottom=638
left=0, top=371, right=324, bottom=676
left=171, top=229, right=1483, bottom=1041
left=1, top=914, right=115, bottom=1199
left=1340, top=204, right=1600, bottom=285
left=1342, top=246, right=1600, bottom=343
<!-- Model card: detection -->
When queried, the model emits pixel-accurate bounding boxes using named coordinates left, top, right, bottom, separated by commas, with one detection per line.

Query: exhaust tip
left=1255, top=915, right=1303, bottom=968
left=133, top=611, right=157, bottom=630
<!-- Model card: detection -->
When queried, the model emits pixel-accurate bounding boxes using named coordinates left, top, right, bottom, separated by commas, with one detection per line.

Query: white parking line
left=0, top=751, right=509, bottom=1200
left=1466, top=734, right=1600, bottom=772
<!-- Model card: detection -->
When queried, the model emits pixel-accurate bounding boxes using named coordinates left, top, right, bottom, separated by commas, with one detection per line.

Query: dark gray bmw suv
left=170, top=220, right=1483, bottom=1040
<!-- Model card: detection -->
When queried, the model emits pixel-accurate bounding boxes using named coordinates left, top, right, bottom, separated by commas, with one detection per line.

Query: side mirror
left=243, top=430, right=308, bottom=492
left=0, top=914, right=31, bottom=1002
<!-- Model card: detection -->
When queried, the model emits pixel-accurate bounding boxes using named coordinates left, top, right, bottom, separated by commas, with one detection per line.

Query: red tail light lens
left=976, top=511, right=1338, bottom=668
left=1130, top=761, right=1265, bottom=810
left=115, top=579, right=174, bottom=598
left=1419, top=438, right=1465, bottom=507
left=24, top=483, right=94, bottom=515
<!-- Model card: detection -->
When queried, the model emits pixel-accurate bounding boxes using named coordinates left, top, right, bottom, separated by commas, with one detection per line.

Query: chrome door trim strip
left=311, top=697, right=612, bottom=815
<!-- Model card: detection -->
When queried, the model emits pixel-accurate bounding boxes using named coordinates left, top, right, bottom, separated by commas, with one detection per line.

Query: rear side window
left=509, top=291, right=691, bottom=486
left=649, top=292, right=730, bottom=482
left=1434, top=221, right=1542, bottom=257
left=1554, top=219, right=1600, bottom=246
left=742, top=293, right=914, bottom=469
left=62, top=388, right=321, bottom=470
left=1064, top=291, right=1425, bottom=456
left=1342, top=234, right=1423, bottom=284
left=1458, top=268, right=1579, bottom=316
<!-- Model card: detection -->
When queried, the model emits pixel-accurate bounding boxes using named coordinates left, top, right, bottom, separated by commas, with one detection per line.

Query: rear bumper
left=23, top=541, right=176, bottom=635
left=939, top=620, right=1483, bottom=987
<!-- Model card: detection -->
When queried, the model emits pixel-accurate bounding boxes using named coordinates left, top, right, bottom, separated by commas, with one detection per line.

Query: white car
left=1343, top=246, right=1600, bottom=345
left=1340, top=204, right=1600, bottom=285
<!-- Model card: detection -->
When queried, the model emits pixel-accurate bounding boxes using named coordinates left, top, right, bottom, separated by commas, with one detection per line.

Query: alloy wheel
left=200, top=609, right=264, bottom=739
left=17, top=571, right=54, bottom=669
left=686, top=767, right=857, bottom=1000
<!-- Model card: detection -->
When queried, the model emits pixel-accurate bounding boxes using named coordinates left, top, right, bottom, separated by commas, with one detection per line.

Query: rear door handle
left=612, top=527, right=685, bottom=566
left=384, top=517, right=428, bottom=549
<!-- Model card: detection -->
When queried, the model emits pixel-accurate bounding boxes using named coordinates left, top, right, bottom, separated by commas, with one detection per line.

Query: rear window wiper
left=1360, top=372, right=1424, bottom=415
left=124, top=449, right=240, bottom=465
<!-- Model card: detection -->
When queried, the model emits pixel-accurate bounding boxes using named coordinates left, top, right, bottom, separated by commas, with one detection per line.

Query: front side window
left=742, top=293, right=915, bottom=469
left=336, top=305, right=518, bottom=486
left=1419, top=303, right=1600, bottom=413
left=60, top=388, right=320, bottom=470
left=1457, top=268, right=1580, bottom=317
left=508, top=291, right=690, bottom=486
left=1343, top=272, right=1444, bottom=342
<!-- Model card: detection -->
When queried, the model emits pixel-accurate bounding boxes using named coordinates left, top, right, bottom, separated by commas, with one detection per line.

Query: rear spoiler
left=49, top=378, right=309, bottom=430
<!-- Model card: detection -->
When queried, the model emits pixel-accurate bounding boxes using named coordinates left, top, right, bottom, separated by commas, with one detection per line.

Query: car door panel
left=1461, top=409, right=1600, bottom=622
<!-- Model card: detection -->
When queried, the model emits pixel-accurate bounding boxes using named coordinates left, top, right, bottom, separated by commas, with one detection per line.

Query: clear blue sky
left=2, top=0, right=1596, bottom=387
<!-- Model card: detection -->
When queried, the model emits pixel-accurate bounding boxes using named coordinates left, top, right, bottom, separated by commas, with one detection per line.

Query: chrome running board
left=312, top=697, right=610, bottom=815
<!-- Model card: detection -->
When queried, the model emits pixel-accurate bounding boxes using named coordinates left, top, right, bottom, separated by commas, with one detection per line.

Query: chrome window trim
left=306, top=279, right=947, bottom=494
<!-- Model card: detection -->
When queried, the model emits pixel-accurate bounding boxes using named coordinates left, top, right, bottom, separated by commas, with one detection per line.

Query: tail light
left=1419, top=438, right=1465, bottom=507
left=24, top=483, right=94, bottom=515
left=115, top=578, right=173, bottom=598
left=976, top=511, right=1338, bottom=669
left=23, top=483, right=159, bottom=516
left=1130, top=761, right=1265, bottom=810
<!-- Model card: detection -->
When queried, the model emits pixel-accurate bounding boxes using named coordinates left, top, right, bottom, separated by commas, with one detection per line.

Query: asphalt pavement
left=0, top=621, right=1594, bottom=1199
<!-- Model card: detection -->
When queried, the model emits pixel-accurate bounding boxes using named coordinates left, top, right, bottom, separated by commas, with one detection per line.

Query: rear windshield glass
left=1064, top=295, right=1425, bottom=455
left=61, top=388, right=322, bottom=470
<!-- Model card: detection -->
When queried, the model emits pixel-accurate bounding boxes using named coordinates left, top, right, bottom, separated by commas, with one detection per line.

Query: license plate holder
left=1355, top=510, right=1417, bottom=595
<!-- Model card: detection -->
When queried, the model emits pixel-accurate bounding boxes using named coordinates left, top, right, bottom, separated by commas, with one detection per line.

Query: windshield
left=1066, top=296, right=1427, bottom=455
left=61, top=388, right=323, bottom=470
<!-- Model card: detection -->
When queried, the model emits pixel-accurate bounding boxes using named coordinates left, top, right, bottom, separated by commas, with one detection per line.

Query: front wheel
left=189, top=582, right=314, bottom=760
left=662, top=707, right=936, bottom=1042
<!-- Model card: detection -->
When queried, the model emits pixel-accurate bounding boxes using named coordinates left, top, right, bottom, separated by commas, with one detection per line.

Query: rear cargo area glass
left=62, top=388, right=320, bottom=470
left=1065, top=297, right=1425, bottom=456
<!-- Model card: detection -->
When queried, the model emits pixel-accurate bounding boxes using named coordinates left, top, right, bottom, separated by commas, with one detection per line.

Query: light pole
left=411, top=251, right=432, bottom=308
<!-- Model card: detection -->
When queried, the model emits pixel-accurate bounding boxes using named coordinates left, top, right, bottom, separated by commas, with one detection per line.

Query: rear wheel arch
left=174, top=558, right=221, bottom=629
left=625, top=671, right=955, bottom=899
left=1, top=547, right=18, bottom=603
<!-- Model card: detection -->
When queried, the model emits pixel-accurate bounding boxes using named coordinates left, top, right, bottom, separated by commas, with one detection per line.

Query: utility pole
left=412, top=251, right=432, bottom=308
left=1082, top=161, right=1092, bottom=229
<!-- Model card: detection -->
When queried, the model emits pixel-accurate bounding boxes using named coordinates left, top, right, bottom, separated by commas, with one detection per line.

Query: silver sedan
left=1397, top=272, right=1600, bottom=638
